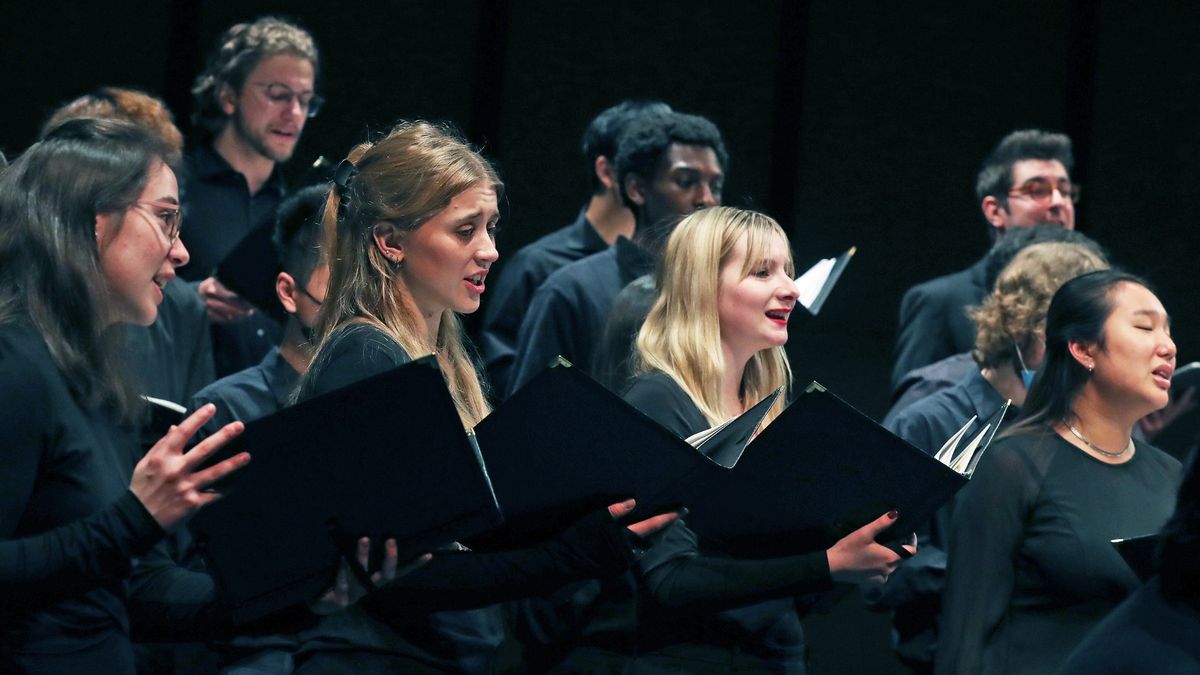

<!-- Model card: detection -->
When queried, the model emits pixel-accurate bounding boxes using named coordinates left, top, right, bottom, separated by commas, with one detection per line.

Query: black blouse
left=0, top=322, right=164, bottom=672
left=936, top=431, right=1181, bottom=675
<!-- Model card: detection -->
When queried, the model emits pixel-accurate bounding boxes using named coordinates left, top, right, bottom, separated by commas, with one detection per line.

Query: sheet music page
left=795, top=257, right=835, bottom=309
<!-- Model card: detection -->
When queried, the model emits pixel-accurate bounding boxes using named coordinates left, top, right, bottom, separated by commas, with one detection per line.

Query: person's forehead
left=658, top=143, right=722, bottom=173
left=1010, top=159, right=1069, bottom=184
left=246, top=52, right=315, bottom=86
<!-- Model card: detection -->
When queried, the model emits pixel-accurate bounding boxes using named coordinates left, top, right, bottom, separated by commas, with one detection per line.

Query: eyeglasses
left=1007, top=178, right=1082, bottom=205
left=249, top=81, right=325, bottom=118
left=132, top=200, right=182, bottom=247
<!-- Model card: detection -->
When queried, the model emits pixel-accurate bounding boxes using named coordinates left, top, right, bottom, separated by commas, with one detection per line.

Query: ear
left=1067, top=340, right=1097, bottom=371
left=981, top=195, right=1008, bottom=231
left=93, top=210, right=121, bottom=249
left=372, top=220, right=405, bottom=265
left=276, top=272, right=299, bottom=315
left=624, top=173, right=648, bottom=206
left=218, top=82, right=238, bottom=116
left=595, top=156, right=619, bottom=192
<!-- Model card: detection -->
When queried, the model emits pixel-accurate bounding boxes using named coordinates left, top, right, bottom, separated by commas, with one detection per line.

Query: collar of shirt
left=613, top=236, right=655, bottom=286
left=190, top=144, right=287, bottom=197
left=574, top=207, right=609, bottom=256
left=259, top=346, right=302, bottom=410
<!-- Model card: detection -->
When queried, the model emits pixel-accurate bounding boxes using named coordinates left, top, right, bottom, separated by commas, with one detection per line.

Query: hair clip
left=333, top=158, right=358, bottom=205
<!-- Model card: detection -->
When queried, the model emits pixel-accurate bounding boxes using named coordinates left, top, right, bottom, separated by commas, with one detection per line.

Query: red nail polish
left=888, top=510, right=899, bottom=520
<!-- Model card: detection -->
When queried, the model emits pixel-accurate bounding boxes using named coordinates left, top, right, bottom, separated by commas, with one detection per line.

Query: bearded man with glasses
left=892, top=129, right=1080, bottom=391
left=181, top=16, right=322, bottom=378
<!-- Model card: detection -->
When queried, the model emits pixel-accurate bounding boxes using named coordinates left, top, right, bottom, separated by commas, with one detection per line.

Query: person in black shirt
left=509, top=110, right=727, bottom=396
left=877, top=240, right=1108, bottom=672
left=40, top=87, right=216, bottom=406
left=937, top=270, right=1183, bottom=675
left=190, top=184, right=330, bottom=438
left=1058, top=451, right=1200, bottom=674
left=481, top=100, right=671, bottom=397
left=553, top=206, right=914, bottom=673
left=182, top=17, right=323, bottom=377
left=893, top=130, right=1079, bottom=389
left=0, top=118, right=249, bottom=673
left=289, top=121, right=679, bottom=673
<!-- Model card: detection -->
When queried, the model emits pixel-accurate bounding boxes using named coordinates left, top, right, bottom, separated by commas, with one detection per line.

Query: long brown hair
left=305, top=121, right=501, bottom=426
left=0, top=118, right=170, bottom=418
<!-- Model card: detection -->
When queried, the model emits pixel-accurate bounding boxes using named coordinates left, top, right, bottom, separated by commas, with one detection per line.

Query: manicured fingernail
left=623, top=499, right=636, bottom=508
left=678, top=507, right=689, bottom=517
left=888, top=510, right=899, bottom=520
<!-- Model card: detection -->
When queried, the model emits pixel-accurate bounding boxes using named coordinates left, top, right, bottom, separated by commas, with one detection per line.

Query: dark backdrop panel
left=0, top=2, right=172, bottom=154
left=491, top=0, right=783, bottom=255
left=784, top=2, right=1075, bottom=420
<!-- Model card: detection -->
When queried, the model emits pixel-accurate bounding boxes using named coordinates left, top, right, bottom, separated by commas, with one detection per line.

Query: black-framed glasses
left=250, top=81, right=324, bottom=118
left=132, top=199, right=182, bottom=247
left=1007, top=178, right=1081, bottom=205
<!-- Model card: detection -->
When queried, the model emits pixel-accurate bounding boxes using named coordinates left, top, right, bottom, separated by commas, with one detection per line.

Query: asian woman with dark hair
left=937, top=270, right=1183, bottom=675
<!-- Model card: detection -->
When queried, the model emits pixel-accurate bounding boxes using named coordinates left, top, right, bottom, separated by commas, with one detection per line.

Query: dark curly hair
left=614, top=111, right=728, bottom=211
left=191, top=16, right=319, bottom=138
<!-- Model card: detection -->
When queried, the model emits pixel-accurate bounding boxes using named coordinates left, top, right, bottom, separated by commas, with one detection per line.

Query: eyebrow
left=1132, top=308, right=1171, bottom=325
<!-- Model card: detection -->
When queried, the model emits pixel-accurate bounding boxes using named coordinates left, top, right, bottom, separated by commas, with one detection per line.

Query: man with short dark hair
left=507, top=111, right=726, bottom=396
left=180, top=16, right=322, bottom=377
left=891, top=129, right=1078, bottom=389
left=189, top=185, right=328, bottom=438
left=481, top=100, right=670, bottom=397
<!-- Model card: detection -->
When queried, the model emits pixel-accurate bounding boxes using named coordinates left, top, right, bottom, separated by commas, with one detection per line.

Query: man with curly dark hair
left=180, top=16, right=321, bottom=378
left=507, top=111, right=727, bottom=396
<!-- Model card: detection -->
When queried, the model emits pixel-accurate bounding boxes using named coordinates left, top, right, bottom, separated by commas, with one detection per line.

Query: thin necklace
left=1063, top=419, right=1134, bottom=460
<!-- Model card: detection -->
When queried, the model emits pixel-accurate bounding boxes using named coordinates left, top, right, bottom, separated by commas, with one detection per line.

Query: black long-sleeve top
left=549, top=371, right=832, bottom=674
left=936, top=431, right=1181, bottom=675
left=295, top=323, right=641, bottom=673
left=0, top=321, right=167, bottom=672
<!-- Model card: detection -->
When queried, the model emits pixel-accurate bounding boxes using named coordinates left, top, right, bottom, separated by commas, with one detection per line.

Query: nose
left=1048, top=187, right=1067, bottom=208
left=695, top=182, right=718, bottom=209
left=780, top=274, right=800, bottom=304
left=477, top=234, right=499, bottom=266
left=1161, top=333, right=1177, bottom=361
left=169, top=237, right=190, bottom=268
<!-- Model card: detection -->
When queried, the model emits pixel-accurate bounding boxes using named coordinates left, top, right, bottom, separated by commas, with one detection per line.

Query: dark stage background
left=4, top=2, right=1199, bottom=672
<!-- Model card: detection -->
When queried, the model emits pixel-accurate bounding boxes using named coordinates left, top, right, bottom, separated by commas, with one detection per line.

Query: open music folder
left=189, top=356, right=502, bottom=623
left=467, top=358, right=780, bottom=548
left=683, top=382, right=1009, bottom=557
left=794, top=246, right=855, bottom=318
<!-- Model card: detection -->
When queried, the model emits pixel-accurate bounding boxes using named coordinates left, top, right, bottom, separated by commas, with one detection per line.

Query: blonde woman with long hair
left=292, top=121, right=676, bottom=674
left=554, top=206, right=913, bottom=673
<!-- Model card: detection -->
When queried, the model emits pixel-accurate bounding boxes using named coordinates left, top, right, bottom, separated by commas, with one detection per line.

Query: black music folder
left=1113, top=533, right=1159, bottom=582
left=190, top=356, right=502, bottom=623
left=468, top=358, right=780, bottom=549
left=684, top=382, right=1004, bottom=557
left=215, top=223, right=285, bottom=324
left=794, top=246, right=855, bottom=318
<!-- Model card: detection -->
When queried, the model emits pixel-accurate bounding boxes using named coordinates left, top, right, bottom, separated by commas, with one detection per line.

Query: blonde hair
left=970, top=241, right=1108, bottom=368
left=307, top=121, right=501, bottom=426
left=635, top=206, right=794, bottom=427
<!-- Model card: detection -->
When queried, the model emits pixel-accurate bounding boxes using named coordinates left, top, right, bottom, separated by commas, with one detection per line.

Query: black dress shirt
left=481, top=208, right=608, bottom=397
left=508, top=237, right=653, bottom=397
left=179, top=144, right=285, bottom=378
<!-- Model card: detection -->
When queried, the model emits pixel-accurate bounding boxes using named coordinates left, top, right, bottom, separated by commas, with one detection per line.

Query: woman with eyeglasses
left=935, top=270, right=1183, bottom=675
left=287, top=120, right=678, bottom=674
left=0, top=117, right=249, bottom=673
